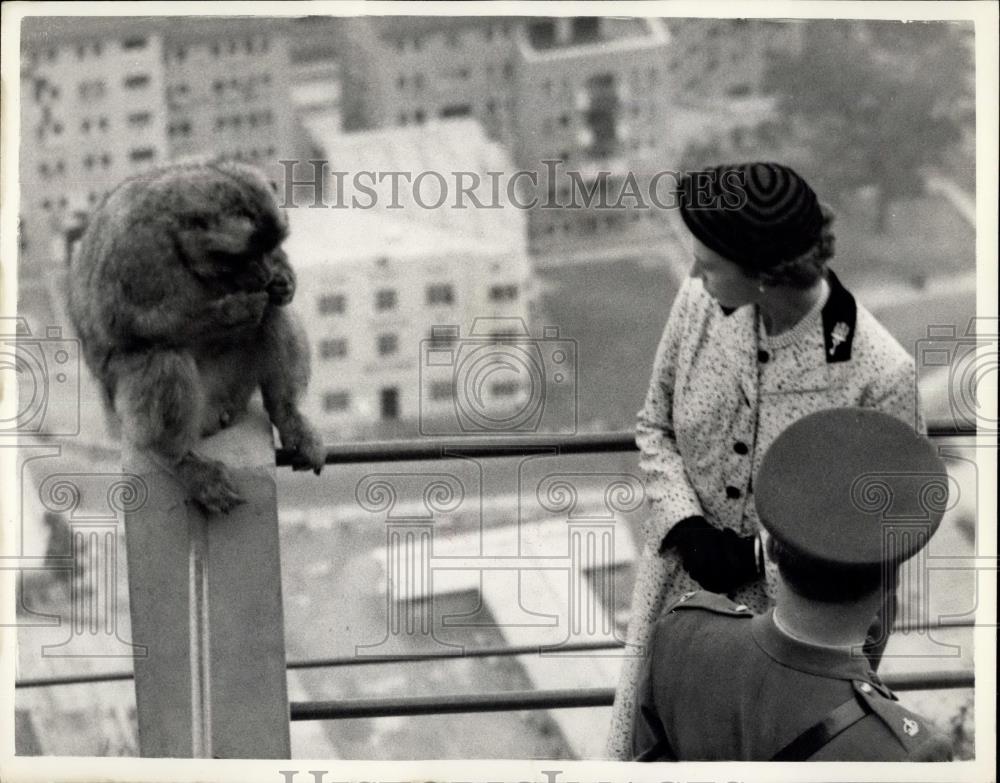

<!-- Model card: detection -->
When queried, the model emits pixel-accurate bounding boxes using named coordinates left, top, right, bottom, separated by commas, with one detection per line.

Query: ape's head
left=151, top=159, right=291, bottom=295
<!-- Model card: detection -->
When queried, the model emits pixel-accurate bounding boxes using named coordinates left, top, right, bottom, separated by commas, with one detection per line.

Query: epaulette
left=664, top=590, right=754, bottom=618
left=852, top=680, right=952, bottom=759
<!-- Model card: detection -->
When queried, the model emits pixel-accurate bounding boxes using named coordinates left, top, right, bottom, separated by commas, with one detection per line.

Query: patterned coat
left=606, top=270, right=920, bottom=759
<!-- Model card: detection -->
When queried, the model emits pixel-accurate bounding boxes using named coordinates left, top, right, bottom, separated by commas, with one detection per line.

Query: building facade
left=284, top=119, right=536, bottom=439
left=19, top=17, right=300, bottom=268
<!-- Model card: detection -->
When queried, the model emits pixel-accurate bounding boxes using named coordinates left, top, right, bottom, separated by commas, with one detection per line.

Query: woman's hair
left=766, top=534, right=895, bottom=604
left=756, top=202, right=837, bottom=289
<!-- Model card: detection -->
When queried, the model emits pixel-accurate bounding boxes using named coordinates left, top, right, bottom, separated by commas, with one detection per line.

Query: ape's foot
left=178, top=453, right=245, bottom=514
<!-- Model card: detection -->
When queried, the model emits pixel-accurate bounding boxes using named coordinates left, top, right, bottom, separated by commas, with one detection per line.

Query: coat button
left=726, top=486, right=742, bottom=499
left=858, top=682, right=873, bottom=694
left=733, top=441, right=749, bottom=455
left=757, top=350, right=770, bottom=363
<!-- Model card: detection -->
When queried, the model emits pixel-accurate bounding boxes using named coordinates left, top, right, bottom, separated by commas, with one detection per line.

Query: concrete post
left=122, top=402, right=290, bottom=758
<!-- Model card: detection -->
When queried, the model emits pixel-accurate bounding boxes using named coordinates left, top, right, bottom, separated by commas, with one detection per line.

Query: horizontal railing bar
left=884, top=670, right=976, bottom=691
left=290, top=688, right=614, bottom=720
left=275, top=423, right=974, bottom=467
left=15, top=617, right=978, bottom=689
left=290, top=670, right=975, bottom=721
left=276, top=432, right=638, bottom=467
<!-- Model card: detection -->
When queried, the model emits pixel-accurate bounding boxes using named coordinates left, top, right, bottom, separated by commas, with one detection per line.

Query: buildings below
left=285, top=119, right=535, bottom=437
left=18, top=17, right=305, bottom=270
left=19, top=14, right=805, bottom=270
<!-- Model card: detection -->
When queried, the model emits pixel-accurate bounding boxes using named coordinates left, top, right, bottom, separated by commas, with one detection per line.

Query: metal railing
left=289, top=670, right=978, bottom=722
left=14, top=615, right=978, bottom=691
left=275, top=423, right=975, bottom=467
left=18, top=425, right=980, bottom=726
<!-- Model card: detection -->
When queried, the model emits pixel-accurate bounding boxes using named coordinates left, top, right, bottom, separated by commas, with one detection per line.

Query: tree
left=762, top=21, right=974, bottom=232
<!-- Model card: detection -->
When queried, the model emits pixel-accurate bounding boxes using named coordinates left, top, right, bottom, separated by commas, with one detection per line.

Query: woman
left=606, top=162, right=921, bottom=759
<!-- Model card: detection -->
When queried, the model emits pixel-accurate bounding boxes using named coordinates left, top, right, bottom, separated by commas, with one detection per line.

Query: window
left=318, top=294, right=346, bottom=315
left=440, top=104, right=472, bottom=119
left=124, top=74, right=151, bottom=90
left=489, top=284, right=518, bottom=302
left=323, top=391, right=351, bottom=412
left=571, top=17, right=601, bottom=44
left=376, top=289, right=397, bottom=311
left=426, top=284, right=455, bottom=306
left=377, top=333, right=399, bottom=356
left=129, top=147, right=156, bottom=163
left=319, top=338, right=348, bottom=359
left=380, top=388, right=400, bottom=421
left=429, top=381, right=453, bottom=401
left=128, top=112, right=152, bottom=128
left=122, top=36, right=148, bottom=50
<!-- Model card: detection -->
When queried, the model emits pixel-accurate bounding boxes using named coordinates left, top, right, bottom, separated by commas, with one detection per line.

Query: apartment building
left=359, top=16, right=807, bottom=264
left=663, top=18, right=805, bottom=99
left=514, top=17, right=677, bottom=260
left=284, top=119, right=534, bottom=439
left=372, top=17, right=525, bottom=149
left=19, top=23, right=170, bottom=267
left=357, top=16, right=679, bottom=264
left=19, top=17, right=300, bottom=268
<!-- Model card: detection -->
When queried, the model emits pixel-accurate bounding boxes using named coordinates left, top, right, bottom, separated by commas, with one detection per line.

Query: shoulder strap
left=771, top=693, right=871, bottom=761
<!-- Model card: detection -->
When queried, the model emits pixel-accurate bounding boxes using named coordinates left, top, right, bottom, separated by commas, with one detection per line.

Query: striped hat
left=678, top=162, right=824, bottom=270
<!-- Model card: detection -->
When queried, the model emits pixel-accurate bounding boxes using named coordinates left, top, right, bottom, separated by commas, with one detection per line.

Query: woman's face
left=690, top=237, right=761, bottom=309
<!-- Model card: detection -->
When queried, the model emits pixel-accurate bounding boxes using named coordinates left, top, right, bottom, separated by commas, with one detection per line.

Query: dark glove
left=659, top=515, right=761, bottom=594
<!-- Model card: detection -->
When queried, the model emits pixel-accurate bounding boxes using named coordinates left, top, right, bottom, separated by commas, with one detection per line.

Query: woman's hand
left=660, top=516, right=761, bottom=594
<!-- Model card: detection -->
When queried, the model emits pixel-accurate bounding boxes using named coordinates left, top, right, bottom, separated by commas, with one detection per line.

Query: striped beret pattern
left=678, top=162, right=824, bottom=270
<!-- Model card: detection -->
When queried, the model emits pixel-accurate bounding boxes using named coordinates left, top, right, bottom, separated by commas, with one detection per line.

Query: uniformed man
left=631, top=407, right=954, bottom=761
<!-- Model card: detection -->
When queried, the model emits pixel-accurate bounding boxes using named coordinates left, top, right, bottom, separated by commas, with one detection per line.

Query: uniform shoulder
left=661, top=590, right=755, bottom=619
left=853, top=681, right=954, bottom=761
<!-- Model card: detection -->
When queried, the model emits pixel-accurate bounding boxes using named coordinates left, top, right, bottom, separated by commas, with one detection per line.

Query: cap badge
left=902, top=717, right=920, bottom=736
left=829, top=322, right=851, bottom=355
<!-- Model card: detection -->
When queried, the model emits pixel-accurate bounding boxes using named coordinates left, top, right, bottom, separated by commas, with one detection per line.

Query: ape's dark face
left=225, top=245, right=289, bottom=293
left=177, top=160, right=292, bottom=296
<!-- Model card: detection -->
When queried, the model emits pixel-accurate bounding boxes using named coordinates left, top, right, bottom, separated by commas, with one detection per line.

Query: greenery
left=761, top=21, right=974, bottom=232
